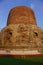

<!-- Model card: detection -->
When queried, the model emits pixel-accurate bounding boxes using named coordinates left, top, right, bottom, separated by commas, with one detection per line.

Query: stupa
left=0, top=6, right=43, bottom=56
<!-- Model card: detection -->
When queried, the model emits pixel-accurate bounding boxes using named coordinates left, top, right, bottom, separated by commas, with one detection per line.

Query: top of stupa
left=7, top=6, right=37, bottom=25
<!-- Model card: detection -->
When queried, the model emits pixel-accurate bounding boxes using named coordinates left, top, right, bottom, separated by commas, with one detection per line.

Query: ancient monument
left=0, top=6, right=43, bottom=55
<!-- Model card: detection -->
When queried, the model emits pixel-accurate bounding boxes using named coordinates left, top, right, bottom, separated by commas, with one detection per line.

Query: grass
left=0, top=56, right=43, bottom=65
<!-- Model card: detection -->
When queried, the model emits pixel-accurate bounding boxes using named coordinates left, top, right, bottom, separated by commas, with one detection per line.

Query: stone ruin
left=0, top=6, right=43, bottom=54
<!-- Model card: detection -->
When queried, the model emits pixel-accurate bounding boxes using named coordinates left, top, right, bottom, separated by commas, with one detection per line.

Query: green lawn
left=0, top=56, right=43, bottom=65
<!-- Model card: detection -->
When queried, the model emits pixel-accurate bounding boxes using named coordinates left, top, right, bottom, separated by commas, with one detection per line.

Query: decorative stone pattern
left=0, top=24, right=43, bottom=53
left=7, top=6, right=37, bottom=25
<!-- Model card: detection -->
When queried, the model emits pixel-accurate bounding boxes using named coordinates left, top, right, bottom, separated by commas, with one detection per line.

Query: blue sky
left=0, top=0, right=43, bottom=30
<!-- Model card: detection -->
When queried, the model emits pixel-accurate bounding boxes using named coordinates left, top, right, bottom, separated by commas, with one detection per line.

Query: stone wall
left=0, top=24, right=43, bottom=52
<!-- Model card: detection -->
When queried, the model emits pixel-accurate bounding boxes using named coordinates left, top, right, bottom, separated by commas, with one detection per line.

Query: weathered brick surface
left=7, top=6, right=37, bottom=25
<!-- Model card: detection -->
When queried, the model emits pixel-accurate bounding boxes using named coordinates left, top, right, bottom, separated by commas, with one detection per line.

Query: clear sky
left=0, top=0, right=43, bottom=30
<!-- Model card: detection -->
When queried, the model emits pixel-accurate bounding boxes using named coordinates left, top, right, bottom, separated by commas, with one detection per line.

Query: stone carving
left=0, top=24, right=43, bottom=52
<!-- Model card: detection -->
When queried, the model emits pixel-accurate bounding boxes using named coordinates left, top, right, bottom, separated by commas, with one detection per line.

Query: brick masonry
left=7, top=6, right=37, bottom=25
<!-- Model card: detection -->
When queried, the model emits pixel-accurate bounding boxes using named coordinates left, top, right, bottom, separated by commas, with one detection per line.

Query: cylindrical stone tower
left=7, top=6, right=37, bottom=25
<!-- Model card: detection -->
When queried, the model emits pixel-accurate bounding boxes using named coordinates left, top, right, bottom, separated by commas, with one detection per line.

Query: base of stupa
left=0, top=24, right=43, bottom=56
left=0, top=50, right=43, bottom=56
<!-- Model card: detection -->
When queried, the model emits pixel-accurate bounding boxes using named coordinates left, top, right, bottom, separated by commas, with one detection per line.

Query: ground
left=0, top=56, right=43, bottom=65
